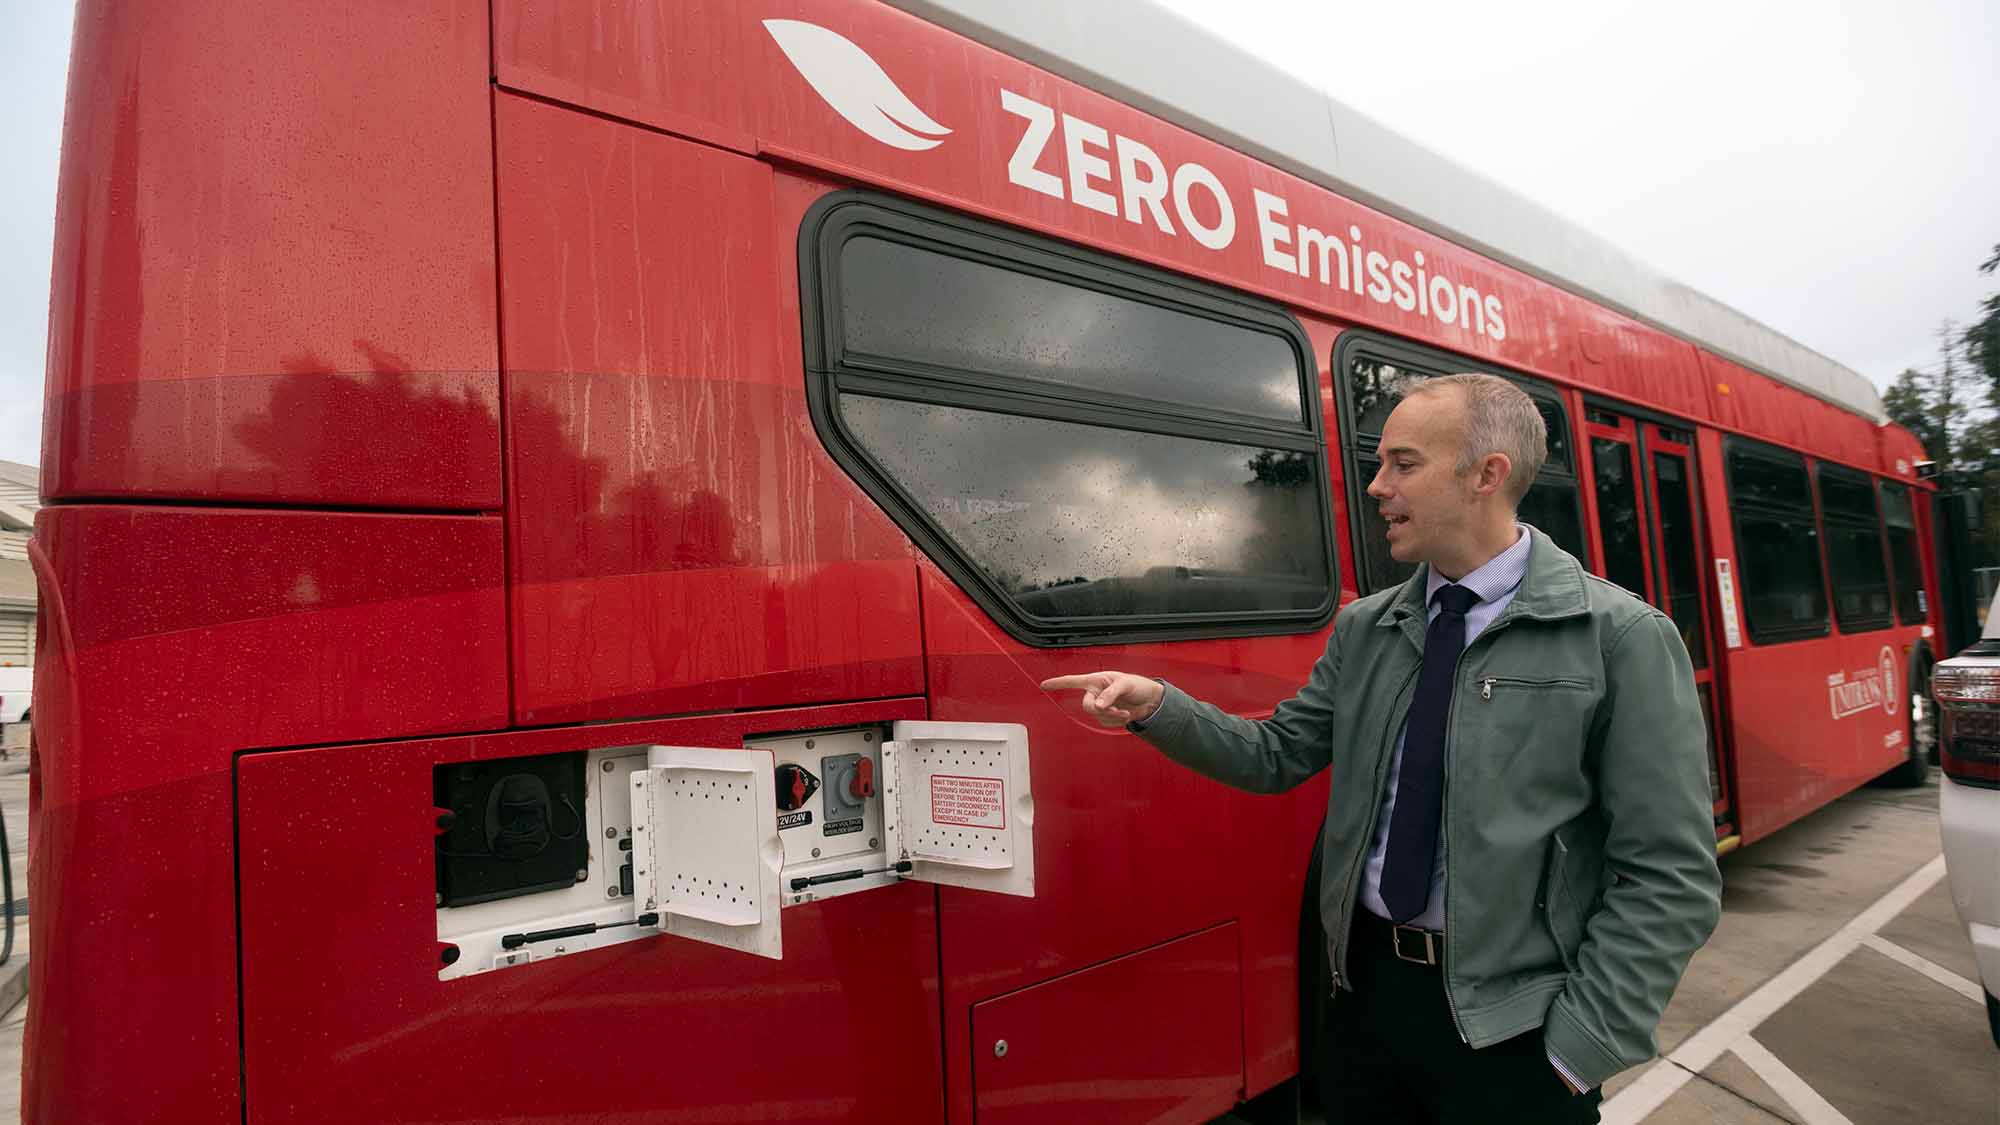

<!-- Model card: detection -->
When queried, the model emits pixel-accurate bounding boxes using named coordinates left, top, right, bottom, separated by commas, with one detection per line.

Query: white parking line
left=1600, top=854, right=1947, bottom=1124
left=1859, top=934, right=1985, bottom=1003
left=1731, top=1037, right=1855, bottom=1125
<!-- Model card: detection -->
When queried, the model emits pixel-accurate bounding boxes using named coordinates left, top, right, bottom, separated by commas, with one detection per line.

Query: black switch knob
left=775, top=763, right=820, bottom=812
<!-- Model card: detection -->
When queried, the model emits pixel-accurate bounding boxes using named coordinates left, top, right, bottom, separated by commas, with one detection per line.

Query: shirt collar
left=1426, top=525, right=1531, bottom=607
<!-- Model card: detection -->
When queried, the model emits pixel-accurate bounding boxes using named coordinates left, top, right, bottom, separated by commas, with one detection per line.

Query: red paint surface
left=42, top=0, right=499, bottom=508
left=1692, top=432, right=1924, bottom=844
left=497, top=97, right=923, bottom=723
left=921, top=565, right=1324, bottom=1116
left=236, top=700, right=945, bottom=1125
left=26, top=506, right=505, bottom=1125
left=970, top=923, right=1246, bottom=1125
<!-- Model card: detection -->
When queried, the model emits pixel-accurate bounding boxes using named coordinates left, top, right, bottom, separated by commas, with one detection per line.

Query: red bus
left=30, top=1, right=1946, bottom=1121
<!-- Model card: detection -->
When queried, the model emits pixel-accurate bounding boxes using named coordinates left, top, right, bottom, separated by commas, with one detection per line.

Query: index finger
left=1038, top=674, right=1104, bottom=693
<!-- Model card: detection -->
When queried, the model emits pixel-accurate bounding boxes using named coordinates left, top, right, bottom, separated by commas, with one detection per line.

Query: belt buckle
left=1392, top=923, right=1439, bottom=966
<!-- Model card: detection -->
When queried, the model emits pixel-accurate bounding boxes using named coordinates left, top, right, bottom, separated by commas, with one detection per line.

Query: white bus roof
left=890, top=0, right=1886, bottom=422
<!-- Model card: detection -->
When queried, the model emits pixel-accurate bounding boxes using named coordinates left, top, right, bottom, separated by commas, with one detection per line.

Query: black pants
left=1317, top=911, right=1603, bottom=1124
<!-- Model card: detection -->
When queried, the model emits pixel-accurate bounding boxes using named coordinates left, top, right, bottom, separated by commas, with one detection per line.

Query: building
left=0, top=461, right=38, bottom=667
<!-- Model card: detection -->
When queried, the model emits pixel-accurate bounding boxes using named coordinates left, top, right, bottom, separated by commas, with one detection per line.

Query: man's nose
left=1366, top=467, right=1390, bottom=499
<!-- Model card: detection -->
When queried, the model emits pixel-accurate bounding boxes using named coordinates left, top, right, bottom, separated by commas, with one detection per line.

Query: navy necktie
left=1381, top=582, right=1481, bottom=924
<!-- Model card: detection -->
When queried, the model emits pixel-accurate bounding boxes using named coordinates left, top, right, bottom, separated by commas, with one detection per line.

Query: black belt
left=1355, top=907, right=1444, bottom=968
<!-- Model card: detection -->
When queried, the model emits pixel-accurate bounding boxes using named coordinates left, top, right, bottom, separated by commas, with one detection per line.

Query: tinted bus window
left=809, top=197, right=1335, bottom=643
left=840, top=395, right=1329, bottom=618
left=1816, top=465, right=1892, bottom=632
left=1341, top=344, right=1585, bottom=592
left=1726, top=443, right=1829, bottom=643
left=840, top=237, right=1304, bottom=425
left=1518, top=479, right=1585, bottom=569
left=1878, top=482, right=1928, bottom=625
left=1346, top=357, right=1569, bottom=471
left=1652, top=452, right=1709, bottom=669
left=1591, top=438, right=1648, bottom=597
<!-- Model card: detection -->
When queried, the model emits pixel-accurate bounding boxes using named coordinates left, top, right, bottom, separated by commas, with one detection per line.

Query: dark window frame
left=1814, top=462, right=1895, bottom=634
left=1876, top=480, right=1928, bottom=626
left=1330, top=331, right=1585, bottom=594
left=1724, top=437, right=1832, bottom=644
left=799, top=191, right=1338, bottom=647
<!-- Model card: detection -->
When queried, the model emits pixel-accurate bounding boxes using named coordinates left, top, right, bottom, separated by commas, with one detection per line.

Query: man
left=1042, top=374, right=1721, bottom=1123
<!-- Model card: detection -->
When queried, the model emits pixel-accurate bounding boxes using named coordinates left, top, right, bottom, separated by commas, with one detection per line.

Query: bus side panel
left=1701, top=352, right=1878, bottom=473
left=919, top=564, right=1332, bottom=1121
left=42, top=0, right=499, bottom=508
left=237, top=703, right=945, bottom=1125
left=1571, top=313, right=1709, bottom=424
left=498, top=95, right=923, bottom=726
left=494, top=0, right=1615, bottom=423
left=24, top=506, right=506, bottom=1125
left=1694, top=431, right=1876, bottom=843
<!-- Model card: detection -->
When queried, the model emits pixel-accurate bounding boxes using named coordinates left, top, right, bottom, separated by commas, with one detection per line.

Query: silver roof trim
left=886, top=0, right=1884, bottom=421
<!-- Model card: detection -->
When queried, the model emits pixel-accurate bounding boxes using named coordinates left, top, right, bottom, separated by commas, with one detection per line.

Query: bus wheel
left=1297, top=834, right=1332, bottom=1113
left=1873, top=649, right=1933, bottom=788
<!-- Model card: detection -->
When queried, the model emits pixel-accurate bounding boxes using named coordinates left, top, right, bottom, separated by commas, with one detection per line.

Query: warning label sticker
left=930, top=775, right=1005, bottom=829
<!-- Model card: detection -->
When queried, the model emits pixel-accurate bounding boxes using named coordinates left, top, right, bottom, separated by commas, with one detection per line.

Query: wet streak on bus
left=29, top=1, right=1951, bottom=1122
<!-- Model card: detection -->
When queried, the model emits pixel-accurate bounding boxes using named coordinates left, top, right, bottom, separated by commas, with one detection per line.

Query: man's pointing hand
left=1038, top=672, right=1164, bottom=728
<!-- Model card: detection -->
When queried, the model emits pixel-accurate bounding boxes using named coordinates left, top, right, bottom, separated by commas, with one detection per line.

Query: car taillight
left=1934, top=665, right=2000, bottom=787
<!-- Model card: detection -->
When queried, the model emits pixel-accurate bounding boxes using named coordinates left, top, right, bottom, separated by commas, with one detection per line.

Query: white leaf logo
left=764, top=19, right=951, bottom=151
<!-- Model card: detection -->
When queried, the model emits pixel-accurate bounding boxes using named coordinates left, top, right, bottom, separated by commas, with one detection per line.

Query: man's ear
left=1473, top=452, right=1513, bottom=499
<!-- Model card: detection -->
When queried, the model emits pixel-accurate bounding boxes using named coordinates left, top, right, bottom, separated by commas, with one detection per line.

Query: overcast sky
left=1, top=1, right=1994, bottom=470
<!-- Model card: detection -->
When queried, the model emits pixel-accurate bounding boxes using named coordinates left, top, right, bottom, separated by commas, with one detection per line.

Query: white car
left=0, top=666, right=28, bottom=725
left=1935, top=588, right=2000, bottom=1049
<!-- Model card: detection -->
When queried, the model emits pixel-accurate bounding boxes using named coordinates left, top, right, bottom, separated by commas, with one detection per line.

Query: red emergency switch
left=848, top=756, right=876, bottom=800
left=775, top=763, right=820, bottom=812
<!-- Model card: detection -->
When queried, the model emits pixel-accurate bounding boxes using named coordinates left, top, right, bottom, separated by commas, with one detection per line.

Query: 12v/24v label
left=778, top=810, right=813, bottom=831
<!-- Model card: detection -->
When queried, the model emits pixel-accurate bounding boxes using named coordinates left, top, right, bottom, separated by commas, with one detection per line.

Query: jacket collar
left=1377, top=524, right=1592, bottom=633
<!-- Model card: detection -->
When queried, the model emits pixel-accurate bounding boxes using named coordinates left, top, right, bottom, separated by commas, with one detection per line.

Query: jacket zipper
left=1442, top=656, right=1469, bottom=1043
left=1443, top=620, right=1523, bottom=1043
left=1332, top=663, right=1420, bottom=991
left=1482, top=675, right=1590, bottom=700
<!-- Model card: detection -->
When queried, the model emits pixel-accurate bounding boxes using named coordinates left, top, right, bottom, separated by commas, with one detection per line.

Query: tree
left=1882, top=367, right=1941, bottom=457
left=1930, top=319, right=1971, bottom=467
left=1963, top=243, right=2000, bottom=391
left=1890, top=319, right=1984, bottom=469
left=1883, top=312, right=2000, bottom=571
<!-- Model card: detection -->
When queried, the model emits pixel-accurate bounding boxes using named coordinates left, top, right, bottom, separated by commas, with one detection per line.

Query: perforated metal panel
left=884, top=721, right=1034, bottom=897
left=632, top=746, right=783, bottom=959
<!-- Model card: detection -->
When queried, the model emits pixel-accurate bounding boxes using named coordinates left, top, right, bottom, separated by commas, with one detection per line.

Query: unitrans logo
left=1827, top=646, right=1899, bottom=720
left=764, top=20, right=951, bottom=151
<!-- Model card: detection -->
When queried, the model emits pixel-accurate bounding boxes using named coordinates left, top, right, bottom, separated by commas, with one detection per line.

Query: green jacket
left=1136, top=527, right=1721, bottom=1089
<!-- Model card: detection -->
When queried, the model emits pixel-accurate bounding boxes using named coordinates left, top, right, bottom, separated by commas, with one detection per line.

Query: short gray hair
left=1396, top=373, right=1547, bottom=505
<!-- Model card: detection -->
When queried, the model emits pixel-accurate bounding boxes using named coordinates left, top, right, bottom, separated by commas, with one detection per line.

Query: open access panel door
left=884, top=721, right=1035, bottom=897
left=631, top=746, right=785, bottom=959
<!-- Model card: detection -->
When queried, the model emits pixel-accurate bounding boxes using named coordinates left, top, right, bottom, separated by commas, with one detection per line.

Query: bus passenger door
left=1584, top=408, right=1735, bottom=843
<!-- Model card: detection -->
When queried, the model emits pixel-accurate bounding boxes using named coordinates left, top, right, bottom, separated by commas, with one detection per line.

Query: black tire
left=1873, top=648, right=1933, bottom=788
left=1988, top=990, right=1999, bottom=1052
left=1298, top=834, right=1333, bottom=1113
